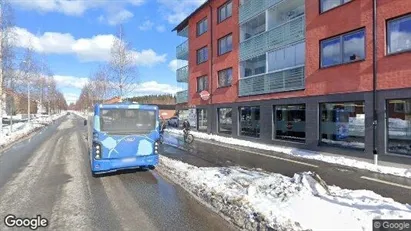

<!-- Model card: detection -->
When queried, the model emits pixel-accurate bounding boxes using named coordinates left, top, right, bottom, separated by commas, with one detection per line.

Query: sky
left=10, top=0, right=207, bottom=104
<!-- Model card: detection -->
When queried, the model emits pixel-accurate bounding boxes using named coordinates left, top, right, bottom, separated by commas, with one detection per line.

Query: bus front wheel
left=148, top=165, right=155, bottom=170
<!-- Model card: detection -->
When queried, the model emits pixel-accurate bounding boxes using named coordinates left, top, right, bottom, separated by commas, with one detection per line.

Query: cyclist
left=182, top=119, right=190, bottom=137
left=161, top=120, right=167, bottom=133
left=158, top=117, right=167, bottom=144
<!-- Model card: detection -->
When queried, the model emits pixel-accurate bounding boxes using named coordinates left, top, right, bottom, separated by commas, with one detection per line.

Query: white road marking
left=192, top=138, right=319, bottom=168
left=360, top=176, right=411, bottom=190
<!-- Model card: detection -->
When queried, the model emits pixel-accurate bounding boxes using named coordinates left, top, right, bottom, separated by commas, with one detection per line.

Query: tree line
left=0, top=0, right=67, bottom=135
left=73, top=25, right=174, bottom=111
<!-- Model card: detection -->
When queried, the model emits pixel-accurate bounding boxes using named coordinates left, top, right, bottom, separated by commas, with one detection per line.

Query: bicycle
left=183, top=129, right=194, bottom=144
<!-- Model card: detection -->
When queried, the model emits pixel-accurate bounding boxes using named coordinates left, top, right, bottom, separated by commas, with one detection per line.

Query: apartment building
left=173, top=0, right=411, bottom=158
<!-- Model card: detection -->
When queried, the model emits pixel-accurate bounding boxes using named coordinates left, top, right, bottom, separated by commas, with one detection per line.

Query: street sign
left=199, top=90, right=210, bottom=101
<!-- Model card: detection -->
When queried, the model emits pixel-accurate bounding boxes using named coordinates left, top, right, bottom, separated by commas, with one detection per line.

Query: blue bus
left=85, top=102, right=160, bottom=177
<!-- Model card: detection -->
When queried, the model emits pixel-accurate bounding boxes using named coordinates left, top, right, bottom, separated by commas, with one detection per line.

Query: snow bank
left=158, top=156, right=411, bottom=231
left=0, top=113, right=66, bottom=148
left=166, top=129, right=411, bottom=179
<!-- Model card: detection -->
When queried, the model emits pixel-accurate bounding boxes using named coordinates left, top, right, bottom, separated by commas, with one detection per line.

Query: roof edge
left=171, top=0, right=211, bottom=32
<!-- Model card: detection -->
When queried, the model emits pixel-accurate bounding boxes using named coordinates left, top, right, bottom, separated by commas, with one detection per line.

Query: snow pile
left=166, top=129, right=411, bottom=179
left=389, top=118, right=411, bottom=128
left=158, top=156, right=411, bottom=231
left=0, top=113, right=66, bottom=148
left=321, top=138, right=365, bottom=149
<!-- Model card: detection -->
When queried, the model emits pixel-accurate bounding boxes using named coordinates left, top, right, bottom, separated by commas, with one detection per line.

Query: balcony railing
left=239, top=66, right=305, bottom=96
left=176, top=90, right=188, bottom=104
left=240, top=15, right=305, bottom=61
left=176, top=65, right=188, bottom=82
left=176, top=40, right=189, bottom=60
left=240, top=0, right=282, bottom=24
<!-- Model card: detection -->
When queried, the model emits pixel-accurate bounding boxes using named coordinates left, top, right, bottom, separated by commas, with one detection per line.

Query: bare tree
left=0, top=0, right=15, bottom=135
left=75, top=84, right=93, bottom=113
left=18, top=45, right=39, bottom=122
left=108, top=25, right=139, bottom=99
left=90, top=64, right=111, bottom=103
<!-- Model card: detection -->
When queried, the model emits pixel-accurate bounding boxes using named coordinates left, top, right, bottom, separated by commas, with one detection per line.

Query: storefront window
left=197, top=109, right=208, bottom=131
left=320, top=102, right=365, bottom=149
left=387, top=99, right=411, bottom=156
left=239, top=106, right=260, bottom=138
left=274, top=104, right=306, bottom=142
left=218, top=108, right=232, bottom=134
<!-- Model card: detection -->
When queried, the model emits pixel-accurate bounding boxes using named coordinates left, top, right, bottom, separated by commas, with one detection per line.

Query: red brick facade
left=183, top=0, right=411, bottom=104
left=306, top=0, right=411, bottom=95
left=187, top=0, right=239, bottom=106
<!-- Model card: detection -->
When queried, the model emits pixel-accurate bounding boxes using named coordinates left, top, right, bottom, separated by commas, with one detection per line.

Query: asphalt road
left=0, top=115, right=236, bottom=231
left=160, top=131, right=411, bottom=205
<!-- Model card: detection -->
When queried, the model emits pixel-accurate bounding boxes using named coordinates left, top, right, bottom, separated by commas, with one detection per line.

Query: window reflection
left=387, top=14, right=411, bottom=54
left=321, top=29, right=365, bottom=68
left=387, top=99, right=411, bottom=156
left=197, top=109, right=208, bottom=131
left=321, top=37, right=341, bottom=67
left=343, top=30, right=365, bottom=62
left=239, top=106, right=260, bottom=137
left=274, top=105, right=306, bottom=142
left=218, top=108, right=232, bottom=134
left=320, top=102, right=365, bottom=149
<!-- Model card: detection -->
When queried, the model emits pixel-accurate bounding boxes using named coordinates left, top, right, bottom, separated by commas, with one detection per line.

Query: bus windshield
left=100, top=109, right=156, bottom=134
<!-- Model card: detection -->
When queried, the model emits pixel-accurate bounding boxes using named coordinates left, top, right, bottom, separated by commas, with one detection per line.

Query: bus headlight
left=154, top=142, right=159, bottom=154
left=93, top=142, right=102, bottom=159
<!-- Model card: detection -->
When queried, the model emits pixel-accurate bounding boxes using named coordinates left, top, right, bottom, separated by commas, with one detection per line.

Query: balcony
left=240, top=15, right=304, bottom=61
left=239, top=0, right=282, bottom=24
left=176, top=65, right=188, bottom=82
left=239, top=66, right=305, bottom=96
left=176, top=40, right=189, bottom=60
left=176, top=90, right=188, bottom=104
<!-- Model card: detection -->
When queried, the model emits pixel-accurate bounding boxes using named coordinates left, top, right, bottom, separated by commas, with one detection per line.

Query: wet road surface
left=0, top=115, right=236, bottom=231
left=160, top=131, right=411, bottom=205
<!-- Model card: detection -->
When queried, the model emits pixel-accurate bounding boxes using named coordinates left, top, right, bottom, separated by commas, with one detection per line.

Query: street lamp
left=22, top=60, right=31, bottom=123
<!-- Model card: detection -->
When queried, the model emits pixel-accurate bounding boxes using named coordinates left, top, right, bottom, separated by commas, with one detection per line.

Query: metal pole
left=27, top=78, right=30, bottom=123
left=372, top=0, right=378, bottom=165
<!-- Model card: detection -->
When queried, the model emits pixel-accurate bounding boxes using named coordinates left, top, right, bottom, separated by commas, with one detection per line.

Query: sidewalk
left=0, top=113, right=66, bottom=149
left=166, top=128, right=411, bottom=179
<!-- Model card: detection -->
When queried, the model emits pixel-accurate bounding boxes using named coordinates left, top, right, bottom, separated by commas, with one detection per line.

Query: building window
left=197, top=76, right=208, bottom=92
left=268, top=42, right=305, bottom=72
left=387, top=14, right=411, bottom=54
left=240, top=54, right=266, bottom=78
left=197, top=18, right=208, bottom=36
left=218, top=0, right=232, bottom=23
left=319, top=102, right=365, bottom=149
left=197, top=46, right=208, bottom=64
left=387, top=99, right=411, bottom=156
left=273, top=104, right=306, bottom=142
left=239, top=106, right=260, bottom=138
left=320, top=29, right=365, bottom=68
left=320, top=0, right=351, bottom=13
left=240, top=13, right=265, bottom=42
left=218, top=68, right=232, bottom=87
left=218, top=34, right=232, bottom=55
left=197, top=108, right=208, bottom=131
left=218, top=108, right=232, bottom=134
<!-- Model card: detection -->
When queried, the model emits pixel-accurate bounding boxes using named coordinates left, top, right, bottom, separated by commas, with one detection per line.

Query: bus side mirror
left=84, top=120, right=87, bottom=126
